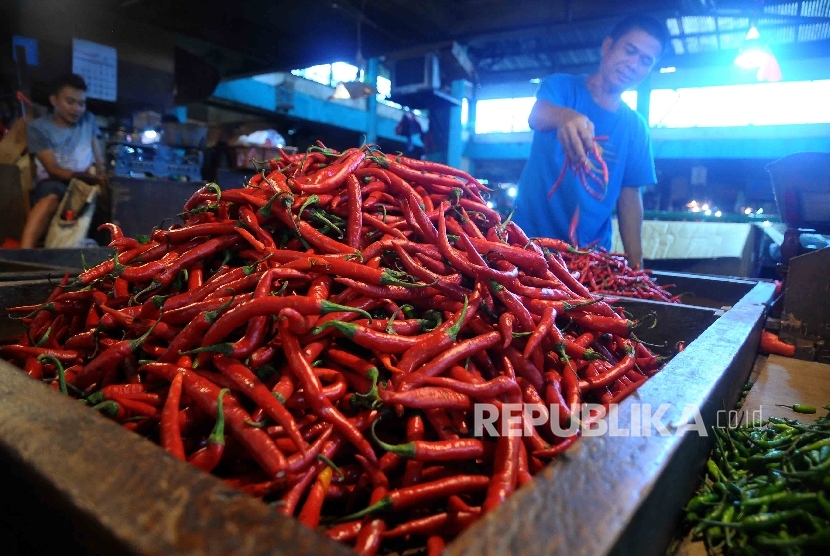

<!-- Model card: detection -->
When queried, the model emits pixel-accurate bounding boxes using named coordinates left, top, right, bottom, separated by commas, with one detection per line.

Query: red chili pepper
left=568, top=205, right=581, bottom=247
left=200, top=296, right=371, bottom=348
left=396, top=414, right=424, bottom=487
left=570, top=312, right=634, bottom=337
left=312, top=319, right=422, bottom=354
left=154, top=235, right=240, bottom=287
left=142, top=363, right=288, bottom=477
left=285, top=368, right=348, bottom=408
left=187, top=388, right=229, bottom=472
left=279, top=312, right=378, bottom=464
left=467, top=237, right=547, bottom=274
left=420, top=375, right=521, bottom=403
left=398, top=330, right=501, bottom=390
left=517, top=442, right=533, bottom=487
left=294, top=149, right=366, bottom=193
left=548, top=162, right=568, bottom=200
left=214, top=354, right=307, bottom=455
left=380, top=386, right=472, bottom=412
left=0, top=345, right=79, bottom=363
left=498, top=312, right=516, bottom=348
left=760, top=330, right=795, bottom=357
left=345, top=173, right=363, bottom=251
left=187, top=263, right=203, bottom=291
left=340, top=475, right=490, bottom=521
left=579, top=354, right=635, bottom=391
left=483, top=429, right=519, bottom=514
left=426, top=536, right=446, bottom=556
left=532, top=434, right=579, bottom=459
left=353, top=518, right=385, bottom=556
left=415, top=411, right=456, bottom=445
left=332, top=277, right=440, bottom=302
left=523, top=306, right=555, bottom=359
left=297, top=466, right=334, bottom=529
left=392, top=243, right=470, bottom=300
left=325, top=521, right=363, bottom=542
left=110, top=395, right=160, bottom=418
left=24, top=358, right=44, bottom=379
left=385, top=153, right=488, bottom=195
left=371, top=419, right=492, bottom=463
left=158, top=372, right=186, bottom=460
left=381, top=511, right=478, bottom=539
left=76, top=240, right=161, bottom=285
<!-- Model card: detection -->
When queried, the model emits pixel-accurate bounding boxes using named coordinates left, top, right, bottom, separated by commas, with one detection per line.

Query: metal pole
left=365, top=57, right=379, bottom=145
left=447, top=79, right=467, bottom=169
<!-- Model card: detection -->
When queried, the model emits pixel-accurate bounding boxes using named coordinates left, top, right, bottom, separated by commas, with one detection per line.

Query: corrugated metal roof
left=466, top=1, right=829, bottom=82
left=667, top=1, right=830, bottom=55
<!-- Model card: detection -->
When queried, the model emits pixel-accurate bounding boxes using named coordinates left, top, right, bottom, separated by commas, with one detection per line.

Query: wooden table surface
left=671, top=354, right=830, bottom=556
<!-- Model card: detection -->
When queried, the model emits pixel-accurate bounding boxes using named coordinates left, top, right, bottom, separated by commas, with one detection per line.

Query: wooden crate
left=0, top=279, right=776, bottom=555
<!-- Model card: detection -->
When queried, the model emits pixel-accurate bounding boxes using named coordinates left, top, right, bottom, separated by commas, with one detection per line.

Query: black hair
left=609, top=14, right=670, bottom=56
left=51, top=73, right=88, bottom=96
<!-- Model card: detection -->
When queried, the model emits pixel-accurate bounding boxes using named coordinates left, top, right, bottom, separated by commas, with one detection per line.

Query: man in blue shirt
left=21, top=74, right=106, bottom=248
left=514, top=15, right=668, bottom=269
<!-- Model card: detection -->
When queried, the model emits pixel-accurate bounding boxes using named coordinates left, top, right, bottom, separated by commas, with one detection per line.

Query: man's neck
left=51, top=114, right=74, bottom=128
left=585, top=74, right=622, bottom=112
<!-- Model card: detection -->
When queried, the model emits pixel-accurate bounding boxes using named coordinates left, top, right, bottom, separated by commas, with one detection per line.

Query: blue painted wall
left=212, top=77, right=417, bottom=145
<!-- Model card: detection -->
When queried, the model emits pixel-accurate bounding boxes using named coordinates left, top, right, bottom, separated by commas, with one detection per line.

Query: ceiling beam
left=360, top=0, right=454, bottom=41
left=451, top=0, right=676, bottom=38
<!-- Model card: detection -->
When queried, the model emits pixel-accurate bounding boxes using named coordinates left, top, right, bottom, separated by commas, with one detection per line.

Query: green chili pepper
left=687, top=492, right=720, bottom=513
left=706, top=509, right=807, bottom=531
left=794, top=438, right=830, bottom=455
left=748, top=449, right=788, bottom=464
left=777, top=403, right=817, bottom=414
left=708, top=459, right=726, bottom=483
left=742, top=491, right=817, bottom=507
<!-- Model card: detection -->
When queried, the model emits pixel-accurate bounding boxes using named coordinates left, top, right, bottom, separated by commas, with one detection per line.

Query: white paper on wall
left=72, top=39, right=117, bottom=102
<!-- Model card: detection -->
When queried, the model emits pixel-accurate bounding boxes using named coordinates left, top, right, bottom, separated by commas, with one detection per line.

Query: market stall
left=1, top=1, right=829, bottom=555
left=0, top=142, right=801, bottom=556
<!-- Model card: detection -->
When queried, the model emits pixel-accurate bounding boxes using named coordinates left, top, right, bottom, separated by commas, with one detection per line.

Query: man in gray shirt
left=21, top=74, right=107, bottom=248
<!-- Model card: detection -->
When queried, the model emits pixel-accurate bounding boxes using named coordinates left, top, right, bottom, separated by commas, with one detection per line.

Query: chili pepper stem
left=37, top=354, right=68, bottom=395
left=370, top=418, right=415, bottom=458
left=335, top=496, right=393, bottom=523
left=210, top=389, right=229, bottom=445
left=351, top=367, right=383, bottom=410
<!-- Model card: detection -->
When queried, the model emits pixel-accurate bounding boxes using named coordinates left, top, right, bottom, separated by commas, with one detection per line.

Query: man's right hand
left=556, top=111, right=595, bottom=168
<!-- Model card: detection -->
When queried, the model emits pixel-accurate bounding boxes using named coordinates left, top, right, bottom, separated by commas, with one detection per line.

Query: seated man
left=21, top=73, right=106, bottom=248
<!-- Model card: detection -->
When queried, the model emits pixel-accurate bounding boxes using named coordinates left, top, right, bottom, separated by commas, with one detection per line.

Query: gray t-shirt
left=27, top=112, right=99, bottom=182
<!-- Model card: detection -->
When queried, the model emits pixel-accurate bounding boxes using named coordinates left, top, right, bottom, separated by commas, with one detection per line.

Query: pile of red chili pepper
left=1, top=143, right=665, bottom=555
left=552, top=247, right=681, bottom=303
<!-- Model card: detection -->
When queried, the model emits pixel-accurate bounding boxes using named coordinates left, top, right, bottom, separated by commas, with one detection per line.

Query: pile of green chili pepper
left=684, top=405, right=830, bottom=554
left=1, top=142, right=666, bottom=555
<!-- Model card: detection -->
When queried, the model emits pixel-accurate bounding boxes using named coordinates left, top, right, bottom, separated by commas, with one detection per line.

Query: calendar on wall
left=72, top=39, right=117, bottom=102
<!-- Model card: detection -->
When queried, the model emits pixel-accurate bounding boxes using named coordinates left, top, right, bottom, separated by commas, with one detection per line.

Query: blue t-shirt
left=514, top=74, right=656, bottom=250
left=27, top=112, right=99, bottom=183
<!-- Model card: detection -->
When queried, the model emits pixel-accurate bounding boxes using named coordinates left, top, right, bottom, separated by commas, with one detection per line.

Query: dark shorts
left=30, top=179, right=68, bottom=206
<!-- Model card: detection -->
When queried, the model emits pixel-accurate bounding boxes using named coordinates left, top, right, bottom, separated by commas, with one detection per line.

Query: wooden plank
left=0, top=360, right=353, bottom=556
left=0, top=118, right=27, bottom=165
left=743, top=354, right=830, bottom=424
